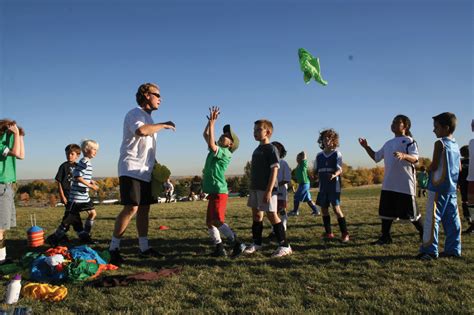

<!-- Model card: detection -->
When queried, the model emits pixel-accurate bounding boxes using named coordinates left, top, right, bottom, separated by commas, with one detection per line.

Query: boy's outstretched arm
left=207, top=107, right=220, bottom=153
left=428, top=140, right=443, bottom=172
left=358, top=138, right=376, bottom=161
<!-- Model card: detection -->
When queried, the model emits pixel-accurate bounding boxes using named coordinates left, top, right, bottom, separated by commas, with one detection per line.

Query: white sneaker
left=243, top=244, right=262, bottom=255
left=271, top=245, right=292, bottom=257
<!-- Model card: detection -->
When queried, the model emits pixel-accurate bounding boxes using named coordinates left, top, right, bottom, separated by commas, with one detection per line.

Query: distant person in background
left=109, top=83, right=175, bottom=266
left=202, top=106, right=245, bottom=258
left=189, top=176, right=202, bottom=201
left=163, top=178, right=174, bottom=203
left=47, top=140, right=100, bottom=246
left=418, top=112, right=461, bottom=260
left=0, top=119, right=24, bottom=264
left=458, top=145, right=471, bottom=233
left=359, top=114, right=424, bottom=245
left=54, top=144, right=84, bottom=242
left=416, top=166, right=428, bottom=198
left=287, top=151, right=320, bottom=217
left=314, top=129, right=349, bottom=242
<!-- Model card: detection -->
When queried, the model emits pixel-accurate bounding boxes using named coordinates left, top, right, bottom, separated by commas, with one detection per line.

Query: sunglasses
left=149, top=92, right=161, bottom=98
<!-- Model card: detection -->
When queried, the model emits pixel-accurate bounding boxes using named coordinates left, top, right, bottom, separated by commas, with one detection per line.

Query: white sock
left=0, top=247, right=6, bottom=261
left=139, top=237, right=150, bottom=252
left=208, top=226, right=222, bottom=245
left=109, top=236, right=121, bottom=251
left=218, top=223, right=235, bottom=242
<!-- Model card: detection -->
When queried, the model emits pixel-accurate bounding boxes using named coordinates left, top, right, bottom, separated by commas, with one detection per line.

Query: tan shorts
left=247, top=190, right=278, bottom=212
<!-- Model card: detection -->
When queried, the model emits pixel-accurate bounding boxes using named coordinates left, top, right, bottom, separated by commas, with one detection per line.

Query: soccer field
left=4, top=186, right=473, bottom=313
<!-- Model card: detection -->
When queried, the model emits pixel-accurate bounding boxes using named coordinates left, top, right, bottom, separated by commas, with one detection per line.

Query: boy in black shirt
left=243, top=119, right=292, bottom=257
left=47, top=144, right=83, bottom=244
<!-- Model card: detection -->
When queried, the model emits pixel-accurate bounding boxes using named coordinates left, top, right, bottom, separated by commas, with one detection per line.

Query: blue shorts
left=316, top=192, right=340, bottom=208
left=294, top=183, right=312, bottom=202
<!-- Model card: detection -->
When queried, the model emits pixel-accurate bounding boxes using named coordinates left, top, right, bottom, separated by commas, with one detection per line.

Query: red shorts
left=206, top=193, right=228, bottom=223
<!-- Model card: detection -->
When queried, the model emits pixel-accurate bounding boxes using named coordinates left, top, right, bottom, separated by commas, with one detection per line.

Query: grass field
left=1, top=186, right=473, bottom=314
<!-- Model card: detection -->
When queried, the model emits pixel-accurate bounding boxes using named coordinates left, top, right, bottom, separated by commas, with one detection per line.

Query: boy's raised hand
left=207, top=106, right=220, bottom=122
left=358, top=138, right=368, bottom=148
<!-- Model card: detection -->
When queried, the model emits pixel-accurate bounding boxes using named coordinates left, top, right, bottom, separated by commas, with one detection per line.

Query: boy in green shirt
left=288, top=151, right=320, bottom=216
left=202, top=107, right=245, bottom=257
left=0, top=119, right=25, bottom=264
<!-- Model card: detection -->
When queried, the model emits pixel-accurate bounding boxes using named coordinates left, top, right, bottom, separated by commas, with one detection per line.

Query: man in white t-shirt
left=109, top=83, right=175, bottom=266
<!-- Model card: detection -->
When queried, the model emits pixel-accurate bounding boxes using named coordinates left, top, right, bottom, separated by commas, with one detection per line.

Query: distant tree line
left=16, top=158, right=431, bottom=206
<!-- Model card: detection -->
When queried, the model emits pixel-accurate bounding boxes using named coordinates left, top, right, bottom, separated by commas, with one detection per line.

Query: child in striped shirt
left=47, top=140, right=100, bottom=245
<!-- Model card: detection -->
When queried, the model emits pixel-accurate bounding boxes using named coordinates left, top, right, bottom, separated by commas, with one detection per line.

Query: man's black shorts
left=119, top=176, right=156, bottom=206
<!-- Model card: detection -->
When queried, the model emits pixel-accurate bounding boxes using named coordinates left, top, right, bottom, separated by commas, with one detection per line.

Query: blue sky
left=1, top=0, right=472, bottom=180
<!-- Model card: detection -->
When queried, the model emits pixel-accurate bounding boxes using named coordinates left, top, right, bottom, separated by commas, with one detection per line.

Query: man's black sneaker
left=139, top=247, right=165, bottom=258
left=211, top=243, right=227, bottom=257
left=230, top=242, right=246, bottom=259
left=372, top=236, right=393, bottom=245
left=109, top=249, right=124, bottom=266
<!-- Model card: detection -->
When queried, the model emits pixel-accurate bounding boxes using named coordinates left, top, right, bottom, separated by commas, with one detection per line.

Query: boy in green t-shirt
left=202, top=107, right=245, bottom=257
left=288, top=151, right=320, bottom=216
left=0, top=119, right=25, bottom=264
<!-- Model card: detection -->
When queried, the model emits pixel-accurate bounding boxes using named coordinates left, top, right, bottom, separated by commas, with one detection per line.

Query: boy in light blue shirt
left=418, top=112, right=461, bottom=260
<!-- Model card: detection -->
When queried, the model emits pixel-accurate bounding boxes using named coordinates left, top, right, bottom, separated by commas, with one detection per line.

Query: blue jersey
left=314, top=150, right=342, bottom=193
left=428, top=137, right=460, bottom=193
left=69, top=157, right=94, bottom=202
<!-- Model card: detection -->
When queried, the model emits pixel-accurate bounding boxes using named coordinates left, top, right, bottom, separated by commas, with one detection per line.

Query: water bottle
left=5, top=274, right=22, bottom=304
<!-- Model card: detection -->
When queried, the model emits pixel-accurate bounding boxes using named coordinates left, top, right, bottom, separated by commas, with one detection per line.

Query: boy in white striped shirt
left=47, top=140, right=99, bottom=245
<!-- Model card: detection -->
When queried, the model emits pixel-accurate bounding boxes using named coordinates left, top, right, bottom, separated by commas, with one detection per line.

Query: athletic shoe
left=109, top=249, right=124, bottom=266
left=271, top=245, right=292, bottom=257
left=311, top=209, right=321, bottom=216
left=341, top=232, right=350, bottom=243
left=416, top=253, right=438, bottom=261
left=287, top=210, right=299, bottom=217
left=230, top=242, right=246, bottom=258
left=139, top=247, right=165, bottom=258
left=372, top=236, right=393, bottom=245
left=243, top=244, right=262, bottom=255
left=321, top=232, right=335, bottom=240
left=210, top=243, right=227, bottom=257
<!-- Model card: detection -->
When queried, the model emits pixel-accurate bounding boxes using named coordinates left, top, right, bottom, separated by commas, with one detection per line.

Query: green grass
left=2, top=186, right=473, bottom=314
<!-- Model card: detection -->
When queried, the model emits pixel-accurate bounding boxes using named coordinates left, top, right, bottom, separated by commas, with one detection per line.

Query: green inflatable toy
left=298, top=48, right=327, bottom=86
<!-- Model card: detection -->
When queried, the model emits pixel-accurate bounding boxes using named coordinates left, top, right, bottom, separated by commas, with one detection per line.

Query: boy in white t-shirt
left=359, top=115, right=424, bottom=245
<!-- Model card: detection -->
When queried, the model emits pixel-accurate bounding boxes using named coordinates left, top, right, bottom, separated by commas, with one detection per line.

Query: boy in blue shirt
left=418, top=112, right=461, bottom=260
left=314, top=129, right=349, bottom=242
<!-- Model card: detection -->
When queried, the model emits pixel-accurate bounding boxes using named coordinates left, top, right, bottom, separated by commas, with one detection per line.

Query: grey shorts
left=0, top=183, right=16, bottom=230
left=247, top=190, right=278, bottom=212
